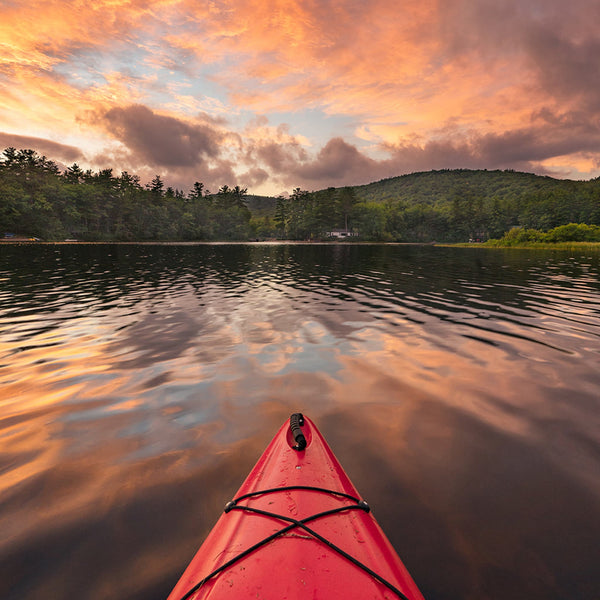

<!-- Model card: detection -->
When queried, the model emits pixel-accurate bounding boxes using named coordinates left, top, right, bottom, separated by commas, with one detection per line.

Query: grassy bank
left=443, top=241, right=600, bottom=250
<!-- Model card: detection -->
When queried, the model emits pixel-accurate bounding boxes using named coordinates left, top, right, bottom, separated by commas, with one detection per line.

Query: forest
left=1, top=147, right=600, bottom=242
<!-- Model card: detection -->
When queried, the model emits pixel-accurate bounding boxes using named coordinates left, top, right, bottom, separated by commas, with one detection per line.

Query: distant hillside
left=352, top=169, right=592, bottom=206
left=245, top=194, right=278, bottom=217
left=250, top=169, right=599, bottom=216
left=271, top=169, right=600, bottom=242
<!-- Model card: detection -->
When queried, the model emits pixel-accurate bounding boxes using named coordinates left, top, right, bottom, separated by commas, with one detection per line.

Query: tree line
left=2, top=147, right=600, bottom=242
left=0, top=148, right=253, bottom=241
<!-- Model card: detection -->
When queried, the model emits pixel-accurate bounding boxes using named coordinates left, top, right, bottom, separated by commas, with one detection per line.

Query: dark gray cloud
left=439, top=0, right=600, bottom=113
left=255, top=141, right=307, bottom=173
left=92, top=104, right=244, bottom=192
left=384, top=137, right=536, bottom=175
left=525, top=28, right=600, bottom=112
left=478, top=115, right=600, bottom=163
left=383, top=117, right=600, bottom=179
left=288, top=138, right=380, bottom=184
left=102, top=104, right=222, bottom=167
left=238, top=167, right=269, bottom=189
left=0, top=132, right=84, bottom=163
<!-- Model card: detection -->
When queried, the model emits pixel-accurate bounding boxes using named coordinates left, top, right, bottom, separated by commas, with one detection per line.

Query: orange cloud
left=1, top=0, right=599, bottom=192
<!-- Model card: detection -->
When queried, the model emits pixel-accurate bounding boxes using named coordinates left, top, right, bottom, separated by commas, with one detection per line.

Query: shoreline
left=4, top=239, right=600, bottom=250
left=440, top=241, right=600, bottom=250
left=1, top=239, right=436, bottom=246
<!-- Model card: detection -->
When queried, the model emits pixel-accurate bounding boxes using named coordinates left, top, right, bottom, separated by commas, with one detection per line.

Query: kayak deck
left=167, top=414, right=425, bottom=600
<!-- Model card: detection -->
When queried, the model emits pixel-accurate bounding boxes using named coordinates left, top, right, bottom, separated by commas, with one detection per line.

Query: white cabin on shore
left=327, top=229, right=359, bottom=238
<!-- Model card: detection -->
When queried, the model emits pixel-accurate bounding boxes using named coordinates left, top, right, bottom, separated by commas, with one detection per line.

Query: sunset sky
left=1, top=0, right=599, bottom=195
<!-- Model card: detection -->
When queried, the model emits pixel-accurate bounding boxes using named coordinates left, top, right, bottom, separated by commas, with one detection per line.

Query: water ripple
left=1, top=243, right=600, bottom=600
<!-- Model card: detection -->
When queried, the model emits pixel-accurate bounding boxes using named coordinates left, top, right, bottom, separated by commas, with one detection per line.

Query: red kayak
left=167, top=414, right=425, bottom=600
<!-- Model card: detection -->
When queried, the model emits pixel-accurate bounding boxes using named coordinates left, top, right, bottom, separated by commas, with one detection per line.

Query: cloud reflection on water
left=1, top=243, right=599, bottom=600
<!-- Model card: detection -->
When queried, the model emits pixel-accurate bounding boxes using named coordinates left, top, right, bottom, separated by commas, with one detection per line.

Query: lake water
left=1, top=243, right=599, bottom=600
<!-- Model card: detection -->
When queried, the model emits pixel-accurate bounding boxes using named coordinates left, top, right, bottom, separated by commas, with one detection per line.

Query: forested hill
left=272, top=169, right=600, bottom=241
left=1, top=146, right=599, bottom=242
left=246, top=169, right=600, bottom=224
left=253, top=169, right=594, bottom=213
left=353, top=168, right=592, bottom=205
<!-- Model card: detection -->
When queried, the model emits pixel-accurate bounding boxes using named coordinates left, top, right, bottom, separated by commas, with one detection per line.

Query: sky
left=1, top=0, right=599, bottom=196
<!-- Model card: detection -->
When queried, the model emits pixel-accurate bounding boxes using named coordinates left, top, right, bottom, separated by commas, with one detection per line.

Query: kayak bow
left=167, top=413, right=425, bottom=600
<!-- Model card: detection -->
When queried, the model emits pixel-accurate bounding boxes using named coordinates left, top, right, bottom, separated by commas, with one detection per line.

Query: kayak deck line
left=225, top=484, right=365, bottom=509
left=168, top=413, right=426, bottom=600
left=179, top=500, right=385, bottom=600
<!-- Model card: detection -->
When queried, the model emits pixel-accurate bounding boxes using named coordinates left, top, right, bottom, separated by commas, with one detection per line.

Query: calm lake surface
left=1, top=243, right=599, bottom=600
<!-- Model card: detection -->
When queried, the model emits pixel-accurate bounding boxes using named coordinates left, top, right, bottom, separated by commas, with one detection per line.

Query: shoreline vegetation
left=445, top=223, right=600, bottom=250
left=2, top=147, right=600, bottom=244
left=447, top=241, right=600, bottom=250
